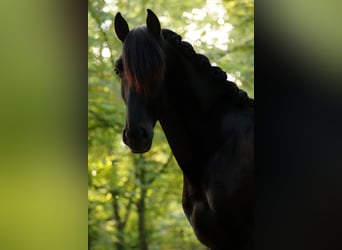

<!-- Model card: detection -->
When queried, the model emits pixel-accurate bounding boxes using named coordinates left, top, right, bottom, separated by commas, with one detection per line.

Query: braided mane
left=162, top=29, right=253, bottom=106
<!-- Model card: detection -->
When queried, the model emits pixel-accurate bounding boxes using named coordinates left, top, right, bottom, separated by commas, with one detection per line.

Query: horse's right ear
left=146, top=9, right=161, bottom=38
left=114, top=12, right=129, bottom=42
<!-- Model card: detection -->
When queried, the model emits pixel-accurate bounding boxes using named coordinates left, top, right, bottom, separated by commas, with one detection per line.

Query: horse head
left=114, top=10, right=165, bottom=153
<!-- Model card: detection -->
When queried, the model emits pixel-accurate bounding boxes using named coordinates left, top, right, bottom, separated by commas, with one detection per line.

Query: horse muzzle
left=122, top=126, right=153, bottom=153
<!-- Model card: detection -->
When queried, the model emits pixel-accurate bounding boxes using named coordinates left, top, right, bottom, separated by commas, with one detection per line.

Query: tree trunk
left=115, top=221, right=125, bottom=250
left=137, top=168, right=149, bottom=250
left=111, top=189, right=126, bottom=250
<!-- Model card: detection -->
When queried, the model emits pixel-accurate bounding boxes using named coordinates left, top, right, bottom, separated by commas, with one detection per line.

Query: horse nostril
left=123, top=129, right=128, bottom=143
left=139, top=127, right=147, bottom=138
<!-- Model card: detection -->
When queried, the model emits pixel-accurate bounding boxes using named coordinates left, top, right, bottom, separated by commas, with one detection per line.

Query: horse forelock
left=122, top=27, right=165, bottom=95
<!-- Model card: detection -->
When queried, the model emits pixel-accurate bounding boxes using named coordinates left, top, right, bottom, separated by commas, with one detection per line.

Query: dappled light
left=183, top=0, right=232, bottom=51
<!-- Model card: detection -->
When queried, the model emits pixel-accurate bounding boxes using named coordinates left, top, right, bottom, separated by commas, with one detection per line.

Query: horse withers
left=114, top=9, right=254, bottom=250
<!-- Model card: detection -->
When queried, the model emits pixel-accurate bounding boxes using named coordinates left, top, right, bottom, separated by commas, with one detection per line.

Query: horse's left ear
left=114, top=12, right=129, bottom=42
left=146, top=9, right=161, bottom=38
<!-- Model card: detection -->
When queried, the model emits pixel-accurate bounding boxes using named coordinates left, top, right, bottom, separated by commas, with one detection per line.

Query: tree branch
left=88, top=109, right=123, bottom=132
left=88, top=3, right=116, bottom=70
left=147, top=153, right=174, bottom=184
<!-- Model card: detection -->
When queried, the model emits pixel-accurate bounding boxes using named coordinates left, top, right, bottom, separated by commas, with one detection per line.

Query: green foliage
left=223, top=0, right=254, bottom=96
left=88, top=0, right=254, bottom=249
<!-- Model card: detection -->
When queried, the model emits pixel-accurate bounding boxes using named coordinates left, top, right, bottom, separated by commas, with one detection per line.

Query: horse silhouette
left=114, top=9, right=254, bottom=250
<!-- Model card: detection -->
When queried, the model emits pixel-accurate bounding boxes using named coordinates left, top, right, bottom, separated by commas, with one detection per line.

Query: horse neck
left=158, top=51, right=229, bottom=182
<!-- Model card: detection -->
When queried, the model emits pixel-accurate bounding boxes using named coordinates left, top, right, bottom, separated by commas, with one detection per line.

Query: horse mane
left=122, top=26, right=253, bottom=106
left=162, top=29, right=254, bottom=106
left=122, top=27, right=165, bottom=95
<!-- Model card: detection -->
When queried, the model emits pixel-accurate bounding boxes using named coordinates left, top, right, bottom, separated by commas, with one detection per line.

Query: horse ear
left=114, top=12, right=129, bottom=42
left=146, top=9, right=161, bottom=38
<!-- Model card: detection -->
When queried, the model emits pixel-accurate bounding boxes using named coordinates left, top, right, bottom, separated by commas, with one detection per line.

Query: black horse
left=114, top=9, right=254, bottom=250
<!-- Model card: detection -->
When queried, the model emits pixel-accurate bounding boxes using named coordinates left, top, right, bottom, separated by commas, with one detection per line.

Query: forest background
left=88, top=0, right=254, bottom=249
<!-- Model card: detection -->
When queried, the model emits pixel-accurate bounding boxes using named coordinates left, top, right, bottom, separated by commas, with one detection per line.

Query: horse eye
left=115, top=58, right=123, bottom=77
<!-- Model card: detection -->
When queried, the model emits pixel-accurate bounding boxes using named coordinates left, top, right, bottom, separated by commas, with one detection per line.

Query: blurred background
left=88, top=0, right=254, bottom=249
left=1, top=0, right=342, bottom=249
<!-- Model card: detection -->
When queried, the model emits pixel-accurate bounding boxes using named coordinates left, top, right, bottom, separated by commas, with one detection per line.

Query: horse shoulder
left=182, top=109, right=254, bottom=249
left=205, top=109, right=254, bottom=223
